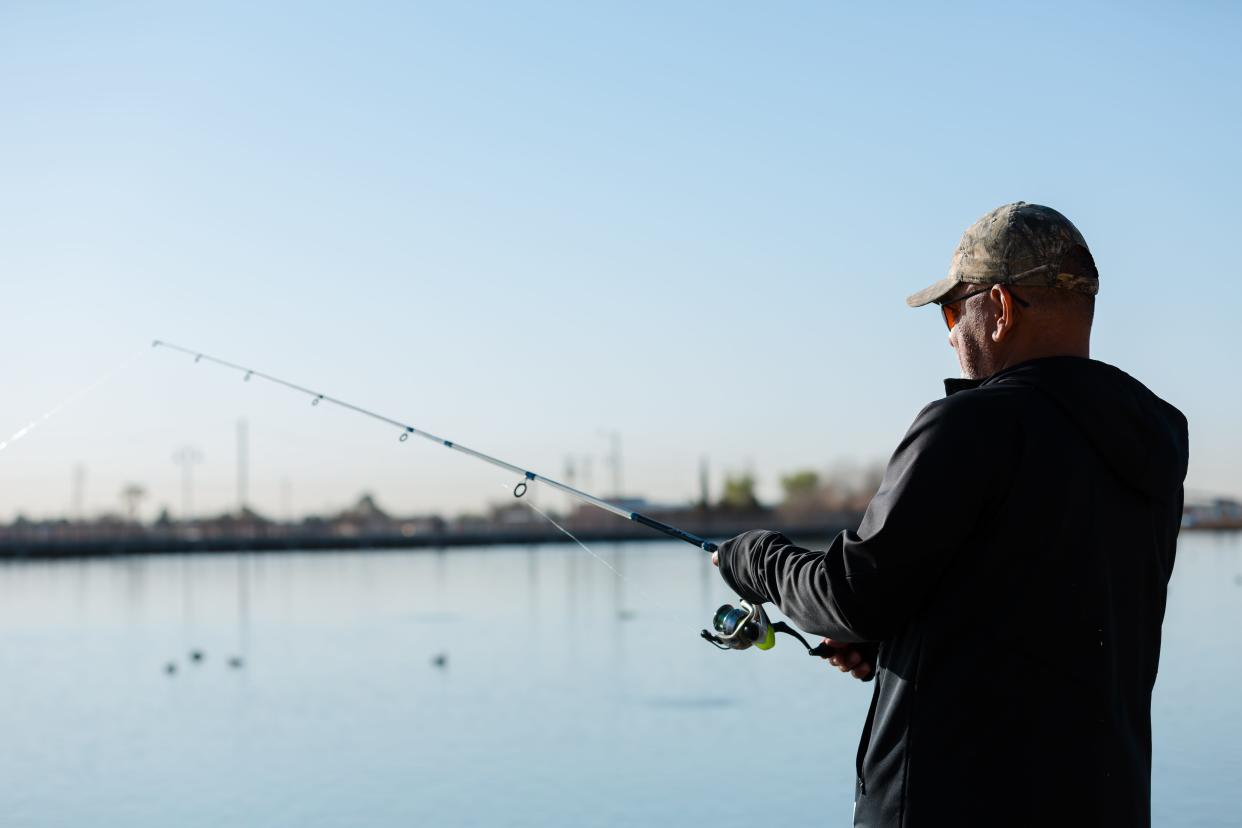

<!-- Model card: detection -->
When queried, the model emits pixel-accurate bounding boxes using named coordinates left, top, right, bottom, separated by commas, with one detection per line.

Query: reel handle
left=807, top=640, right=841, bottom=658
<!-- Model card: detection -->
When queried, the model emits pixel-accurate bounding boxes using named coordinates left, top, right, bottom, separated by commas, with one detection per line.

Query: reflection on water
left=0, top=532, right=1238, bottom=827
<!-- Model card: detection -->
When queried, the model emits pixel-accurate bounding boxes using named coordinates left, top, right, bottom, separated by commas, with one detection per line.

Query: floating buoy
left=164, top=662, right=177, bottom=675
left=431, top=653, right=448, bottom=668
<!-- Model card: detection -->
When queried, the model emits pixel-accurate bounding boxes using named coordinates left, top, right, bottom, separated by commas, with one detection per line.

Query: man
left=713, top=202, right=1188, bottom=827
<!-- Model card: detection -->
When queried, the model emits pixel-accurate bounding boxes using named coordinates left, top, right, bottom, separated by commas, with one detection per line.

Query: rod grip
left=630, top=512, right=715, bottom=552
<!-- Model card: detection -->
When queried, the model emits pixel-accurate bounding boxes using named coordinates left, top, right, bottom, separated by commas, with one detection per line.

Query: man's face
left=944, top=285, right=1001, bottom=380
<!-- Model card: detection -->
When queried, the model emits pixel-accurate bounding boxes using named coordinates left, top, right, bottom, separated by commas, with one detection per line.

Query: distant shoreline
left=3, top=516, right=1235, bottom=560
left=0, top=520, right=857, bottom=560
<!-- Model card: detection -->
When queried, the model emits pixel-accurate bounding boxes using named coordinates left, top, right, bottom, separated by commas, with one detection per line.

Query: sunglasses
left=936, top=285, right=1029, bottom=331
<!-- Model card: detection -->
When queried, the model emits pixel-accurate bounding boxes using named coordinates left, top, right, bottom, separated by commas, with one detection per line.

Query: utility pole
left=71, top=463, right=85, bottom=521
left=171, top=446, right=203, bottom=521
left=598, top=429, right=623, bottom=498
left=564, top=456, right=577, bottom=517
left=699, top=456, right=710, bottom=508
left=580, top=455, right=594, bottom=493
left=236, top=419, right=249, bottom=515
left=120, top=483, right=146, bottom=522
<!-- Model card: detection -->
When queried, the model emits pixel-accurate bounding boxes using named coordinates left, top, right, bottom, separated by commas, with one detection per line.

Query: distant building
left=1182, top=498, right=1242, bottom=529
left=332, top=493, right=395, bottom=537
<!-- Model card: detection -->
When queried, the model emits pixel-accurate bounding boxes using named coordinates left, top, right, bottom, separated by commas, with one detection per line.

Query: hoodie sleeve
left=718, top=393, right=1004, bottom=642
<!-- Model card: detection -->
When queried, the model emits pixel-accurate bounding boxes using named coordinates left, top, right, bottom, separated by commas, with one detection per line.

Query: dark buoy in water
left=431, top=653, right=448, bottom=669
left=164, top=662, right=177, bottom=675
left=189, top=650, right=204, bottom=663
left=617, top=609, right=637, bottom=621
left=227, top=656, right=244, bottom=669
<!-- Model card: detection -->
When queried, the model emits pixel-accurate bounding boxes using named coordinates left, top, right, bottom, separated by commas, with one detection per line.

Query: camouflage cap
left=906, top=202, right=1100, bottom=308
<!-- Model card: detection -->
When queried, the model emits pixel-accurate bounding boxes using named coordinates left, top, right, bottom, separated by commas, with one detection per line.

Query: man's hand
left=716, top=543, right=872, bottom=679
left=818, top=638, right=875, bottom=681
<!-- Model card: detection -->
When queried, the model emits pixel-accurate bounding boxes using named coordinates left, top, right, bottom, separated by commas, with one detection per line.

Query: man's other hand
left=711, top=551, right=719, bottom=567
left=819, top=638, right=874, bottom=681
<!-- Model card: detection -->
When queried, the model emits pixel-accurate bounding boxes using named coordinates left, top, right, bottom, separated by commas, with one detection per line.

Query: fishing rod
left=151, top=339, right=827, bottom=657
left=152, top=339, right=717, bottom=553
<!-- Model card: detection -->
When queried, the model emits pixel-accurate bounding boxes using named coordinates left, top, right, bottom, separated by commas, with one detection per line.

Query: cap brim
left=905, top=276, right=958, bottom=308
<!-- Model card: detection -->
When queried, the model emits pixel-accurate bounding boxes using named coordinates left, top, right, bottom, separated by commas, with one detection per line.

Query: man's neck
left=996, top=338, right=1090, bottom=373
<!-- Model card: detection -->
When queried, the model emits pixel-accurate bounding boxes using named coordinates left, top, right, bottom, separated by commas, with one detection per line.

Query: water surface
left=1, top=533, right=1238, bottom=826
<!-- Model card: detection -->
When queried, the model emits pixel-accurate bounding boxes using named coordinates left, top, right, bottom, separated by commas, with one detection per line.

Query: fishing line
left=0, top=355, right=136, bottom=456
left=500, top=480, right=628, bottom=584
left=499, top=478, right=654, bottom=619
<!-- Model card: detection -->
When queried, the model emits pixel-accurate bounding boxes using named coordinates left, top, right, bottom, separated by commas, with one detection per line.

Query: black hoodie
left=718, top=357, right=1188, bottom=828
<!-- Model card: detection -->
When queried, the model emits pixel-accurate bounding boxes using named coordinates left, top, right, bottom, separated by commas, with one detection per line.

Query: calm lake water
left=1, top=532, right=1239, bottom=827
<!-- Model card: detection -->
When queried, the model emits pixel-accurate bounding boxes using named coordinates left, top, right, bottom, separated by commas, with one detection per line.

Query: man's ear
left=990, top=285, right=1017, bottom=343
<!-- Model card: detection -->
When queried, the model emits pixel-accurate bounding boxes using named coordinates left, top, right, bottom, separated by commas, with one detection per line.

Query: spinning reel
left=701, top=599, right=832, bottom=656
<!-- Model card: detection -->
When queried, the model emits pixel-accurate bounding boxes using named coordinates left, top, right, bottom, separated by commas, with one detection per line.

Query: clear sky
left=1, top=2, right=1239, bottom=522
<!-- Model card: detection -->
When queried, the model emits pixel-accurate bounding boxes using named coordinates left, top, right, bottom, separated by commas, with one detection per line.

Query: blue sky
left=1, top=2, right=1239, bottom=521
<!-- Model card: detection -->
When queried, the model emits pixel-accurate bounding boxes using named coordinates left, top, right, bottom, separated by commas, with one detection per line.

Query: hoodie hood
left=982, top=357, right=1189, bottom=498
